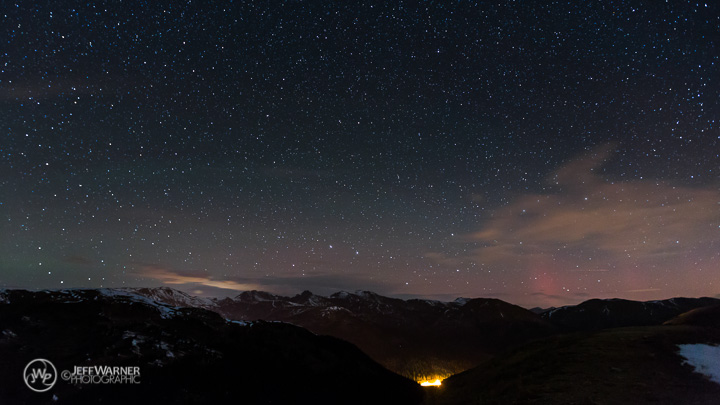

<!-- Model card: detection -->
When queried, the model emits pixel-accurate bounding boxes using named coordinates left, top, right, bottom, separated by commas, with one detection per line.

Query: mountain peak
left=290, top=290, right=327, bottom=306
left=330, top=291, right=352, bottom=299
left=234, top=290, right=281, bottom=302
left=299, top=290, right=314, bottom=298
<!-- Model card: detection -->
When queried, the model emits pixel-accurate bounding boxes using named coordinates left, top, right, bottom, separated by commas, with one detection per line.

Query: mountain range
left=92, top=287, right=720, bottom=381
left=2, top=287, right=720, bottom=404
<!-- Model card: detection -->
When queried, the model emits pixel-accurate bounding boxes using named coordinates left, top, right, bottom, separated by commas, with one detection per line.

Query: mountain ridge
left=125, top=287, right=720, bottom=380
left=5, top=286, right=719, bottom=382
left=3, top=286, right=720, bottom=403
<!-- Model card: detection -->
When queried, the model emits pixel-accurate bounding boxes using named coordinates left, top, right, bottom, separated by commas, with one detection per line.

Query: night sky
left=2, top=1, right=718, bottom=308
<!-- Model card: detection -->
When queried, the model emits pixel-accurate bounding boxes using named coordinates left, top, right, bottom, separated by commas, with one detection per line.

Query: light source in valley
left=419, top=379, right=442, bottom=386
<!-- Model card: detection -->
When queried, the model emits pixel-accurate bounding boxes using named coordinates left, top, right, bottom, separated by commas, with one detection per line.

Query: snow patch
left=545, top=306, right=568, bottom=318
left=321, top=306, right=351, bottom=317
left=227, top=319, right=249, bottom=326
left=303, top=296, right=323, bottom=306
left=2, top=329, right=17, bottom=339
left=123, top=330, right=146, bottom=354
left=158, top=341, right=175, bottom=358
left=677, top=344, right=720, bottom=385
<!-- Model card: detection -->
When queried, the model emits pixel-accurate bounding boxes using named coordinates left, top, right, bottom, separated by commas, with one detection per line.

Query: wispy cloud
left=421, top=145, right=720, bottom=307
left=138, top=264, right=260, bottom=292
left=137, top=264, right=398, bottom=296
left=625, top=288, right=663, bottom=293
left=446, top=145, right=719, bottom=270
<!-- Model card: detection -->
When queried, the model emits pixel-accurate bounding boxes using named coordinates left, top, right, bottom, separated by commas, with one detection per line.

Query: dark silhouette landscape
left=2, top=287, right=720, bottom=404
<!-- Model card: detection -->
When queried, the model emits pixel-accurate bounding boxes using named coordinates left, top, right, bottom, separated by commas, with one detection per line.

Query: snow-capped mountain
left=113, top=286, right=218, bottom=309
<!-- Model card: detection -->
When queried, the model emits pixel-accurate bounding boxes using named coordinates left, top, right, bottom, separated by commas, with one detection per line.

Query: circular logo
left=23, top=359, right=57, bottom=392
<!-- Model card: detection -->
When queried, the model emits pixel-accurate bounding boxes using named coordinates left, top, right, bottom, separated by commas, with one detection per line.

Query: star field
left=1, top=1, right=718, bottom=307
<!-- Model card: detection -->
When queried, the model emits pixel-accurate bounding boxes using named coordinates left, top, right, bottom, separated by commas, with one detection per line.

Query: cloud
left=625, top=288, right=663, bottom=293
left=138, top=264, right=260, bottom=292
left=431, top=145, right=720, bottom=274
left=526, top=291, right=574, bottom=304
left=137, top=264, right=398, bottom=296
left=550, top=143, right=616, bottom=188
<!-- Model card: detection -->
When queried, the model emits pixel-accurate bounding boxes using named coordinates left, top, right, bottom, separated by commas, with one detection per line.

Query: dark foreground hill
left=0, top=289, right=423, bottom=405
left=424, top=323, right=720, bottom=405
left=540, top=297, right=720, bottom=332
left=664, top=304, right=720, bottom=328
left=422, top=297, right=720, bottom=404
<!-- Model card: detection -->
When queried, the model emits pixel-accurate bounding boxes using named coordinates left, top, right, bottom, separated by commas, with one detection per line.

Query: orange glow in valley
left=419, top=379, right=442, bottom=387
